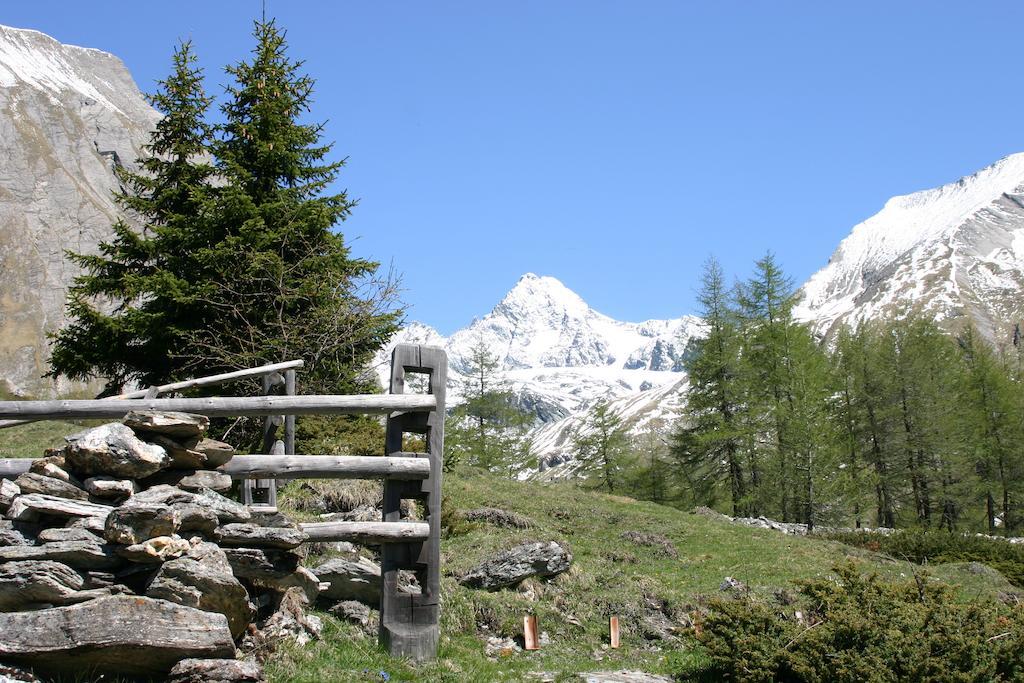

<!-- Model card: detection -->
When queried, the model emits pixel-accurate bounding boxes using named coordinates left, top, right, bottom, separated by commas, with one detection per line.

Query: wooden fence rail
left=0, top=344, right=446, bottom=661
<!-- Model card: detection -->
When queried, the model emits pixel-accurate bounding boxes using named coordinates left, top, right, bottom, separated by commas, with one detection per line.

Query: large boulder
left=167, top=658, right=265, bottom=683
left=146, top=541, right=253, bottom=639
left=123, top=411, right=209, bottom=440
left=0, top=595, right=235, bottom=677
left=63, top=423, right=170, bottom=479
left=225, top=548, right=321, bottom=604
left=315, top=557, right=382, bottom=604
left=459, top=541, right=573, bottom=589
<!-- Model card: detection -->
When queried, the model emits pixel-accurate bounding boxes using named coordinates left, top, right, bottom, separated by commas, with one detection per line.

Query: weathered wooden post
left=243, top=370, right=290, bottom=511
left=379, top=344, right=446, bottom=660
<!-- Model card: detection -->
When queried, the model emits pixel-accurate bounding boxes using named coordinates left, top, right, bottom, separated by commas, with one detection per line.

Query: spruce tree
left=48, top=41, right=216, bottom=389
left=49, top=21, right=401, bottom=402
left=190, top=18, right=399, bottom=394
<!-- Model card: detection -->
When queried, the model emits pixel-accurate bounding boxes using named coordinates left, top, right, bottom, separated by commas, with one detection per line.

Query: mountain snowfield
left=794, top=152, right=1024, bottom=341
left=374, top=274, right=704, bottom=474
left=381, top=156, right=1024, bottom=479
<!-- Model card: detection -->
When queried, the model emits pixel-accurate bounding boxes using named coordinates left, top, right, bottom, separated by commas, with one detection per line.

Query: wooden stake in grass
left=524, top=614, right=540, bottom=650
left=609, top=615, right=621, bottom=649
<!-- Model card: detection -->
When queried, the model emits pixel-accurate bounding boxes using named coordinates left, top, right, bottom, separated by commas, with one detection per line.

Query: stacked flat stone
left=0, top=411, right=323, bottom=681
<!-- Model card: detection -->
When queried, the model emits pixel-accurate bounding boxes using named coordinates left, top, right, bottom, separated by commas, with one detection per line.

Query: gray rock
left=168, top=658, right=266, bottom=683
left=719, top=576, right=749, bottom=593
left=580, top=673, right=674, bottom=683
left=63, top=423, right=170, bottom=479
left=196, top=438, right=235, bottom=467
left=0, top=595, right=234, bottom=677
left=329, top=599, right=371, bottom=626
left=6, top=494, right=113, bottom=522
left=83, top=476, right=138, bottom=500
left=149, top=435, right=208, bottom=469
left=224, top=547, right=301, bottom=578
left=315, top=556, right=382, bottom=604
left=104, top=504, right=179, bottom=545
left=13, top=472, right=87, bottom=501
left=0, top=479, right=19, bottom=511
left=123, top=410, right=209, bottom=440
left=0, top=528, right=33, bottom=547
left=146, top=541, right=253, bottom=639
left=118, top=536, right=191, bottom=563
left=143, top=468, right=233, bottom=493
left=66, top=514, right=107, bottom=534
left=128, top=484, right=251, bottom=523
left=0, top=560, right=84, bottom=610
left=0, top=540, right=120, bottom=570
left=28, top=455, right=70, bottom=482
left=176, top=504, right=220, bottom=536
left=37, top=527, right=99, bottom=543
left=216, top=523, right=306, bottom=549
left=459, top=541, right=573, bottom=590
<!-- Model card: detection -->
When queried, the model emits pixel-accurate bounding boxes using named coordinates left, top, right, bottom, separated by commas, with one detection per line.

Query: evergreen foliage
left=48, top=20, right=401, bottom=401
left=445, top=336, right=533, bottom=474
left=671, top=254, right=1024, bottom=534
left=573, top=399, right=630, bottom=492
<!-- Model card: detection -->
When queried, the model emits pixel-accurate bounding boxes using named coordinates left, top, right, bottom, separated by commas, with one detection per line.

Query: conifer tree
left=49, top=21, right=401, bottom=401
left=446, top=336, right=533, bottom=473
left=672, top=257, right=749, bottom=514
left=574, top=400, right=629, bottom=492
left=48, top=41, right=216, bottom=389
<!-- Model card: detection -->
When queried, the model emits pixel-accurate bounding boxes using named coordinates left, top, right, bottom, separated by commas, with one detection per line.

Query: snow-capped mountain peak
left=796, top=152, right=1024, bottom=339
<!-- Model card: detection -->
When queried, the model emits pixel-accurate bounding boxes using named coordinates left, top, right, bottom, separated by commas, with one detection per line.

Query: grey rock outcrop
left=0, top=25, right=160, bottom=397
left=459, top=540, right=572, bottom=589
left=315, top=556, right=382, bottom=604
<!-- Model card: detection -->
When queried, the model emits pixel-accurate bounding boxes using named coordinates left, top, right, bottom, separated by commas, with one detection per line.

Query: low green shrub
left=827, top=529, right=1024, bottom=588
left=689, top=562, right=1024, bottom=682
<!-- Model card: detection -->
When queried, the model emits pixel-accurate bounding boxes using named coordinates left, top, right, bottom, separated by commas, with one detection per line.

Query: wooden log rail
left=0, top=394, right=436, bottom=420
left=0, top=359, right=305, bottom=430
left=0, top=344, right=447, bottom=662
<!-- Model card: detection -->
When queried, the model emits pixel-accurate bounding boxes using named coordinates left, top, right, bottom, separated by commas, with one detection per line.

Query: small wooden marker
left=609, top=615, right=621, bottom=649
left=524, top=614, right=540, bottom=650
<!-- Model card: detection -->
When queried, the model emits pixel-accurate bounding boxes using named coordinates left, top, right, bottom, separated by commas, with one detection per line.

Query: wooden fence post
left=243, top=371, right=286, bottom=510
left=379, top=344, right=446, bottom=661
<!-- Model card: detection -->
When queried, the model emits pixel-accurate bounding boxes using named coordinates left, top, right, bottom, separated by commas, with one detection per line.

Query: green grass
left=0, top=419, right=91, bottom=459
left=267, top=470, right=1020, bottom=682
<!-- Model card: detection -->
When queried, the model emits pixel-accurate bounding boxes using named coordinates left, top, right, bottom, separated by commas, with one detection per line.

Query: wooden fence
left=0, top=344, right=447, bottom=661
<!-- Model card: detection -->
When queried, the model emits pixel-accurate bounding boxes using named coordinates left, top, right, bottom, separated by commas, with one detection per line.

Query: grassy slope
left=267, top=470, right=1018, bottom=683
left=3, top=423, right=1015, bottom=681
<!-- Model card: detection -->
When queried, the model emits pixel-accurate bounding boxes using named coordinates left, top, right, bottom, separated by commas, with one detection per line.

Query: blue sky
left=4, top=2, right=1024, bottom=333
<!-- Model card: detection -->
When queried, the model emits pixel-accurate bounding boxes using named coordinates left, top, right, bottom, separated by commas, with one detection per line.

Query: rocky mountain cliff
left=0, top=25, right=159, bottom=396
left=794, top=153, right=1024, bottom=343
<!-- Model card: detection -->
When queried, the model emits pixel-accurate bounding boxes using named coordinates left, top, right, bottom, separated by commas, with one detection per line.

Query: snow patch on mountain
left=376, top=273, right=702, bottom=420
